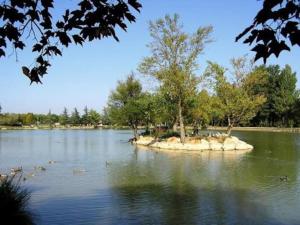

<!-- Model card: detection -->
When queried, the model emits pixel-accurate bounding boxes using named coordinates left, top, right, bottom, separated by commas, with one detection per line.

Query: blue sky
left=0, top=0, right=299, bottom=114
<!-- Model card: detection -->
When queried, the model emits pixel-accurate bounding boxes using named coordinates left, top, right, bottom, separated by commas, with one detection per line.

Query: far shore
left=1, top=125, right=300, bottom=133
left=207, top=126, right=300, bottom=133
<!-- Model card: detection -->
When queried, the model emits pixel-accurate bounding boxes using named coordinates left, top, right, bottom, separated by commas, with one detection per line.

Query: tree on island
left=139, top=14, right=213, bottom=143
left=107, top=74, right=146, bottom=139
left=205, top=58, right=266, bottom=135
left=0, top=0, right=142, bottom=83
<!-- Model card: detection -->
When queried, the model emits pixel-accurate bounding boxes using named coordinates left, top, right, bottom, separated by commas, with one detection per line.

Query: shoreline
left=1, top=125, right=300, bottom=133
left=207, top=126, right=300, bottom=133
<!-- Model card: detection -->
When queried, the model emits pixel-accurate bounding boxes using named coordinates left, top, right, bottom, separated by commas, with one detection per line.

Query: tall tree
left=107, top=74, right=145, bottom=139
left=251, top=65, right=299, bottom=126
left=81, top=106, right=89, bottom=125
left=59, top=107, right=69, bottom=125
left=139, top=14, right=213, bottom=143
left=70, top=108, right=81, bottom=125
left=0, top=0, right=142, bottom=83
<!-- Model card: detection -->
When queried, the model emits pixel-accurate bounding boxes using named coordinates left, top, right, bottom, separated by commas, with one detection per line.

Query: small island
left=134, top=134, right=253, bottom=152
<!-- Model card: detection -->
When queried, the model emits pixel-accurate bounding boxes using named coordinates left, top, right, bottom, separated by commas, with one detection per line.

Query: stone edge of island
left=134, top=135, right=253, bottom=152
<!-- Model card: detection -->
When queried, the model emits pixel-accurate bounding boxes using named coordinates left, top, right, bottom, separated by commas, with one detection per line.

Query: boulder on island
left=134, top=134, right=253, bottom=152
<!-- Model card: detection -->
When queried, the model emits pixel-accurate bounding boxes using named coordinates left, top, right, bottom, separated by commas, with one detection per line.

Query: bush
left=0, top=177, right=35, bottom=225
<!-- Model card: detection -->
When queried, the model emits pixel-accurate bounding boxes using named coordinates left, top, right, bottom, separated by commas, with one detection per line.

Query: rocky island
left=134, top=134, right=253, bottom=152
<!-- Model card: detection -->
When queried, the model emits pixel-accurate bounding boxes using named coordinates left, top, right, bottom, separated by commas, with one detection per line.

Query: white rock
left=235, top=141, right=253, bottom=150
left=209, top=140, right=223, bottom=151
left=223, top=138, right=236, bottom=150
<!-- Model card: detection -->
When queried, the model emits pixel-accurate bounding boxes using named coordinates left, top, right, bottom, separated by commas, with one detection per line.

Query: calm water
left=0, top=129, right=300, bottom=225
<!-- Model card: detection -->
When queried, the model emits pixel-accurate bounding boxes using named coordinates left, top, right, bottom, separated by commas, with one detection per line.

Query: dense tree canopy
left=0, top=0, right=142, bottom=83
left=250, top=64, right=299, bottom=126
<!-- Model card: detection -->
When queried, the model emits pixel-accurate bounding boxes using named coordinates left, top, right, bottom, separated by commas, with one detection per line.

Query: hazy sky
left=1, top=0, right=299, bottom=114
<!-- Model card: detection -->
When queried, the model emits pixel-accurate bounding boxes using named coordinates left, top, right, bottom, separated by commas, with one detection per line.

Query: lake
left=0, top=129, right=300, bottom=225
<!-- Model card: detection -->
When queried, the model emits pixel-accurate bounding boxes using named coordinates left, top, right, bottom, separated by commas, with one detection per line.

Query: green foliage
left=191, top=90, right=214, bottom=127
left=107, top=74, right=146, bottom=137
left=70, top=108, right=81, bottom=125
left=101, top=107, right=111, bottom=125
left=139, top=14, right=213, bottom=142
left=0, top=177, right=35, bottom=225
left=88, top=109, right=101, bottom=126
left=59, top=107, right=69, bottom=125
left=0, top=107, right=103, bottom=127
left=250, top=64, right=299, bottom=127
left=81, top=106, right=89, bottom=126
left=205, top=57, right=266, bottom=134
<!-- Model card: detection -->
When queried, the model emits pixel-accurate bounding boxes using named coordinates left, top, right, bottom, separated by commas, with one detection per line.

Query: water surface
left=0, top=129, right=299, bottom=225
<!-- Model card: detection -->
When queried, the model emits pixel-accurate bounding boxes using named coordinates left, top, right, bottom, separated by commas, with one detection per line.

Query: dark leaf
left=56, top=32, right=71, bottom=47
left=236, top=25, right=254, bottom=42
left=0, top=38, right=6, bottom=47
left=128, top=0, right=142, bottom=12
left=14, top=41, right=25, bottom=49
left=22, top=66, right=30, bottom=77
left=256, top=29, right=276, bottom=44
left=0, top=48, right=5, bottom=57
left=290, top=31, right=300, bottom=46
left=269, top=40, right=290, bottom=57
left=56, top=21, right=64, bottom=29
left=281, top=21, right=298, bottom=37
left=41, top=0, right=54, bottom=8
left=32, top=44, right=43, bottom=52
left=29, top=68, right=42, bottom=84
left=251, top=44, right=269, bottom=63
left=72, top=35, right=84, bottom=45
left=243, top=30, right=258, bottom=45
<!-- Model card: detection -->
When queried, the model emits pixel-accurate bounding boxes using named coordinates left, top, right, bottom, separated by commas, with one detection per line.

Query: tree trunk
left=178, top=99, right=185, bottom=143
left=133, top=125, right=138, bottom=140
left=172, top=117, right=178, bottom=132
left=226, top=118, right=233, bottom=136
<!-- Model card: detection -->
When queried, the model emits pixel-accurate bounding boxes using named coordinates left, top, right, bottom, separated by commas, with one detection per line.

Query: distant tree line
left=0, top=106, right=109, bottom=127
